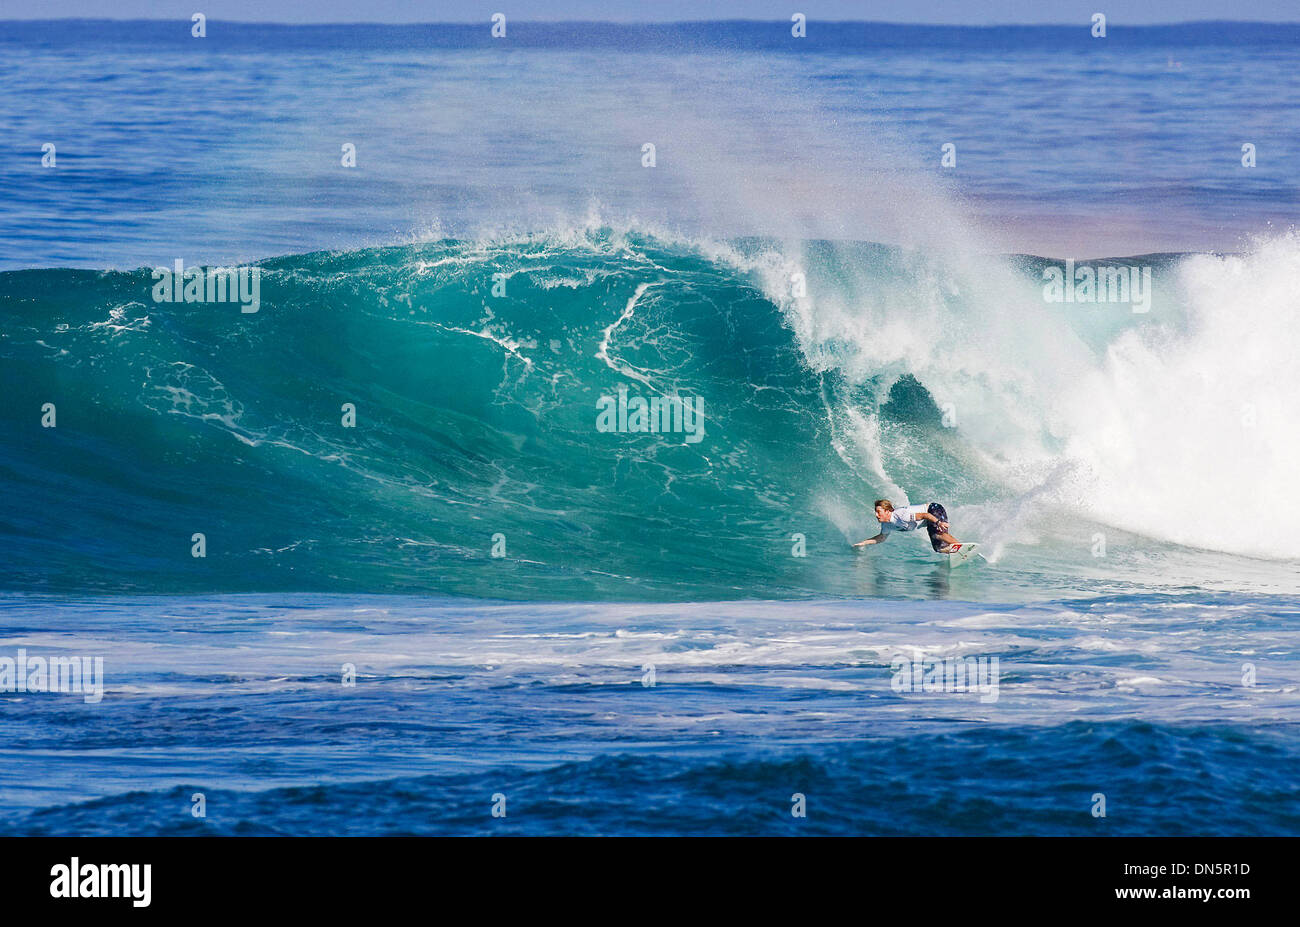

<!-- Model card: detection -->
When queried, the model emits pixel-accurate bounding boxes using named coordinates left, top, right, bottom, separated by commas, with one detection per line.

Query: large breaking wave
left=2, top=224, right=1297, bottom=598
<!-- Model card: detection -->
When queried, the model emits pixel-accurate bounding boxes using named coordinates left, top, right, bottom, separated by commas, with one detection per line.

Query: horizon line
left=3, top=17, right=1299, bottom=27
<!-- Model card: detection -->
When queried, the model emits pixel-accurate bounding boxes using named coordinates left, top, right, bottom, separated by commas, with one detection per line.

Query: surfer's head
left=874, top=499, right=894, bottom=522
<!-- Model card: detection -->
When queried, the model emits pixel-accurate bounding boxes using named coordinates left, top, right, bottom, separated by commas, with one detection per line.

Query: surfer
left=853, top=499, right=963, bottom=553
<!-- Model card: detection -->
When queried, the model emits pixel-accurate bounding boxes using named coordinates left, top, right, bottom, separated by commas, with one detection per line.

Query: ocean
left=0, top=18, right=1297, bottom=836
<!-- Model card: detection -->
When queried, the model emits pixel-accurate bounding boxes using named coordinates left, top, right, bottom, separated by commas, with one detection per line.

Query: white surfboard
left=944, top=542, right=982, bottom=568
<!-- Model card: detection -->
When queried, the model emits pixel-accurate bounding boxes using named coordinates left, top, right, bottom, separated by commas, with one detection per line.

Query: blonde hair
left=874, top=499, right=894, bottom=512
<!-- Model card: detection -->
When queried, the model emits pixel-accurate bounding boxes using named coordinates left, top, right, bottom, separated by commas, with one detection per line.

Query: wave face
left=2, top=228, right=1298, bottom=598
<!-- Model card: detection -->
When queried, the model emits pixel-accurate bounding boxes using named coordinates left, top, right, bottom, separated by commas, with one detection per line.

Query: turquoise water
left=4, top=233, right=1298, bottom=600
left=0, top=20, right=1298, bottom=835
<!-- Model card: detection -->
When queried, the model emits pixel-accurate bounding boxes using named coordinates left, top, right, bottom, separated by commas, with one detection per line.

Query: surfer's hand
left=938, top=521, right=949, bottom=532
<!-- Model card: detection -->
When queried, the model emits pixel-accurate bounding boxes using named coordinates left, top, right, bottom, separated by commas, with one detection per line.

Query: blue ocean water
left=0, top=19, right=1298, bottom=835
left=2, top=594, right=1298, bottom=836
left=3, top=19, right=1298, bottom=265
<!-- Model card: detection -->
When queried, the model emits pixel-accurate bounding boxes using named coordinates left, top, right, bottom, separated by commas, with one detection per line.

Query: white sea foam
left=746, top=231, right=1300, bottom=560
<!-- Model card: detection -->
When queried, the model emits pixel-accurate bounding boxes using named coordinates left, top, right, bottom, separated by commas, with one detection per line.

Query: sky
left=1, top=1, right=1297, bottom=24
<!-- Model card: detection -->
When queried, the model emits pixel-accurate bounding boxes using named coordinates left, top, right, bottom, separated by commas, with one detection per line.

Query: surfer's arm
left=853, top=533, right=888, bottom=547
left=916, top=510, right=949, bottom=531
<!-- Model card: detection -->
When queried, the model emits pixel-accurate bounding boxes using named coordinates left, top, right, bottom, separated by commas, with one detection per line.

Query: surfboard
left=944, top=542, right=982, bottom=568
